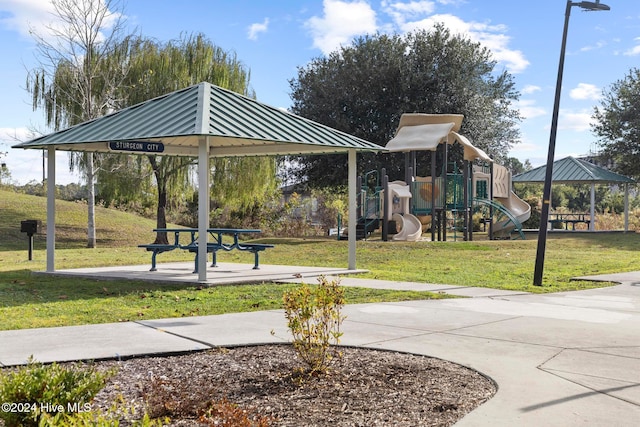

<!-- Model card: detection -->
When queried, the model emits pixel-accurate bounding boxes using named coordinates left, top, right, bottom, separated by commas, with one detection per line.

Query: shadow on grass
left=0, top=269, right=207, bottom=308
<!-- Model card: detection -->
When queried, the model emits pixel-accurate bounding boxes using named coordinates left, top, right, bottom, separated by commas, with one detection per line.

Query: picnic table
left=549, top=213, right=591, bottom=230
left=139, top=228, right=273, bottom=272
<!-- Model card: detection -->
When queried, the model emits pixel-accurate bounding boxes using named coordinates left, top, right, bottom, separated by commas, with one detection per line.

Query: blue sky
left=1, top=0, right=639, bottom=184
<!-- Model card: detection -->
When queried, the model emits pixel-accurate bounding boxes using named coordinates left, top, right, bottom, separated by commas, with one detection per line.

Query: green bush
left=38, top=408, right=164, bottom=426
left=282, top=276, right=346, bottom=374
left=0, top=358, right=112, bottom=427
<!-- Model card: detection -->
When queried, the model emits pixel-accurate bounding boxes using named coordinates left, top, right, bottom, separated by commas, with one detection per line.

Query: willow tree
left=27, top=0, right=132, bottom=248
left=101, top=33, right=278, bottom=243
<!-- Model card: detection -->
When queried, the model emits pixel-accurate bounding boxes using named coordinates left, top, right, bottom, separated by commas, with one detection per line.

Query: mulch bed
left=93, top=344, right=496, bottom=426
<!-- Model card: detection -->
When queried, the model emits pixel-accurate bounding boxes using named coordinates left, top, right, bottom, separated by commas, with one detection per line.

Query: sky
left=1, top=0, right=639, bottom=185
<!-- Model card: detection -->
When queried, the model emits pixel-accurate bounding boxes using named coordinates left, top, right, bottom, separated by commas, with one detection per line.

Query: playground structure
left=350, top=113, right=531, bottom=241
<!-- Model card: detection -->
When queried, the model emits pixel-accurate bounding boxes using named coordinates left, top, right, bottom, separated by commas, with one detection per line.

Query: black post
left=534, top=1, right=574, bottom=286
left=533, top=0, right=610, bottom=285
left=28, top=234, right=34, bottom=261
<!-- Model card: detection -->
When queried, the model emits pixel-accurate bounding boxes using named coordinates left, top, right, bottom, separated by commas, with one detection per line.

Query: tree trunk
left=86, top=152, right=97, bottom=248
left=154, top=185, right=169, bottom=245
left=149, top=156, right=169, bottom=245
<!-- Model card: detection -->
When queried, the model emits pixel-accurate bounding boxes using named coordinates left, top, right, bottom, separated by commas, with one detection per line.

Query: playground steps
left=339, top=218, right=380, bottom=240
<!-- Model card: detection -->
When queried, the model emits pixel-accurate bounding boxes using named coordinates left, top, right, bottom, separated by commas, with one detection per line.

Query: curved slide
left=392, top=213, right=423, bottom=241
left=493, top=190, right=531, bottom=237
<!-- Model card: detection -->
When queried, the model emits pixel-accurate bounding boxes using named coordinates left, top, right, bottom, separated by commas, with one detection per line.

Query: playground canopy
left=386, top=113, right=491, bottom=162
left=12, top=81, right=385, bottom=281
left=513, top=156, right=635, bottom=231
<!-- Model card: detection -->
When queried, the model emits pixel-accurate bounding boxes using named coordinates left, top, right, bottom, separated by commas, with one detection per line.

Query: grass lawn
left=1, top=189, right=638, bottom=331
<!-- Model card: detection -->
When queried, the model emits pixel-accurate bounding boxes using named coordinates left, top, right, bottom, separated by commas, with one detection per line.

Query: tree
left=27, top=0, right=132, bottom=248
left=592, top=68, right=640, bottom=179
left=0, top=151, right=10, bottom=186
left=504, top=157, right=531, bottom=175
left=98, top=33, right=278, bottom=243
left=288, top=26, right=521, bottom=188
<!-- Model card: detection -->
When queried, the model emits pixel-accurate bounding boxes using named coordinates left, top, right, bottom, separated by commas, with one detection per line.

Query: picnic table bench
left=549, top=213, right=591, bottom=230
left=138, top=228, right=274, bottom=272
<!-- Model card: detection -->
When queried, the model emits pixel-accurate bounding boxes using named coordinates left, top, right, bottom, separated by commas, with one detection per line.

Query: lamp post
left=533, top=0, right=610, bottom=286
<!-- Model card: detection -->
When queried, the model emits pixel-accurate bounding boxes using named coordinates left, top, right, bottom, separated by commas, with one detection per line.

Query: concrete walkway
left=2, top=267, right=640, bottom=425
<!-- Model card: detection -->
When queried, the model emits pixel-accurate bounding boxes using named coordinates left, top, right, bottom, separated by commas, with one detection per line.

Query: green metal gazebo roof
left=13, top=81, right=384, bottom=157
left=513, top=156, right=635, bottom=184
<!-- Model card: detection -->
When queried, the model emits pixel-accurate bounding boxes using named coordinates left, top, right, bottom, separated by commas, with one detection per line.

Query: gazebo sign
left=109, top=141, right=164, bottom=153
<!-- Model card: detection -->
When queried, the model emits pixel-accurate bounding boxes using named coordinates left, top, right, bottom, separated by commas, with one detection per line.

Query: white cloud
left=558, top=110, right=592, bottom=132
left=0, top=0, right=122, bottom=44
left=305, top=0, right=378, bottom=55
left=382, top=0, right=436, bottom=27
left=304, top=1, right=528, bottom=73
left=624, top=37, right=640, bottom=56
left=522, top=85, right=541, bottom=95
left=570, top=83, right=601, bottom=101
left=1, top=129, right=79, bottom=184
left=398, top=13, right=529, bottom=73
left=517, top=99, right=546, bottom=120
left=508, top=141, right=539, bottom=154
left=580, top=40, right=606, bottom=52
left=248, top=18, right=269, bottom=41
left=0, top=0, right=55, bottom=38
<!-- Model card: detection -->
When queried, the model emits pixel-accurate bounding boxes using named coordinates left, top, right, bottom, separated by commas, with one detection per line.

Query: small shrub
left=282, top=276, right=346, bottom=374
left=198, top=398, right=274, bottom=426
left=142, top=376, right=211, bottom=419
left=0, top=358, right=112, bottom=427
left=141, top=376, right=272, bottom=426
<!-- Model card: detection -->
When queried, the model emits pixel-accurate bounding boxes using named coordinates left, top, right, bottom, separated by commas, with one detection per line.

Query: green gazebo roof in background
left=513, top=156, right=635, bottom=185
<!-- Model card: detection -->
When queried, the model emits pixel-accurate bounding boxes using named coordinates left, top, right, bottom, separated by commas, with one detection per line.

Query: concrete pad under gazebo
left=12, top=82, right=385, bottom=281
left=513, top=156, right=635, bottom=231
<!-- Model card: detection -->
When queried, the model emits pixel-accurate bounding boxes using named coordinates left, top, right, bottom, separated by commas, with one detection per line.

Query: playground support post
left=382, top=169, right=389, bottom=241
left=463, top=160, right=470, bottom=241
left=430, top=150, right=436, bottom=242
left=489, top=163, right=494, bottom=239
left=442, top=141, right=448, bottom=241
left=533, top=0, right=610, bottom=286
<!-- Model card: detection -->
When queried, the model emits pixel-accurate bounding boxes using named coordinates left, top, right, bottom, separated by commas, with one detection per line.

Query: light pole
left=533, top=0, right=610, bottom=286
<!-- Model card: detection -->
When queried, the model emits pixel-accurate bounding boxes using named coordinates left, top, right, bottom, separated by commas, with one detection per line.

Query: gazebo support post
left=197, top=137, right=210, bottom=282
left=348, top=149, right=357, bottom=270
left=46, top=147, right=56, bottom=272
left=624, top=184, right=629, bottom=232
left=590, top=183, right=595, bottom=231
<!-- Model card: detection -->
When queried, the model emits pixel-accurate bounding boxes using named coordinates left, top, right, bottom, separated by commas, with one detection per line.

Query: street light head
left=576, top=1, right=610, bottom=11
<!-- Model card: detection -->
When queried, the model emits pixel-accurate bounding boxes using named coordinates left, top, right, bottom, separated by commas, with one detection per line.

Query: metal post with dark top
left=20, top=220, right=42, bottom=261
left=534, top=0, right=610, bottom=286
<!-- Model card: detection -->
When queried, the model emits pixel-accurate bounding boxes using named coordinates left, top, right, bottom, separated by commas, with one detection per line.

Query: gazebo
left=513, top=156, right=635, bottom=231
left=12, top=82, right=385, bottom=281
